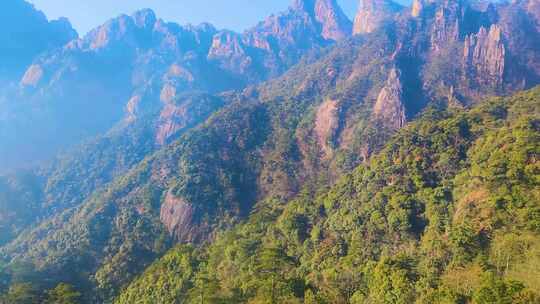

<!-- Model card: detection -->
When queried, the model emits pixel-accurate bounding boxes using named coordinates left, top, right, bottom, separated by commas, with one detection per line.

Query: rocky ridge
left=1, top=0, right=352, bottom=173
left=353, top=0, right=403, bottom=34
left=0, top=0, right=77, bottom=80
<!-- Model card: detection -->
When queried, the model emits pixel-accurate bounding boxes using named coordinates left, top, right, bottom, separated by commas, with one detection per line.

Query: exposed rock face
left=207, top=31, right=252, bottom=76
left=314, top=99, right=340, bottom=157
left=160, top=84, right=177, bottom=104
left=125, top=95, right=142, bottom=123
left=21, top=64, right=44, bottom=87
left=373, top=68, right=406, bottom=129
left=3, top=1, right=353, bottom=172
left=240, top=0, right=351, bottom=79
left=166, top=64, right=194, bottom=82
left=464, top=24, right=506, bottom=89
left=311, top=0, right=353, bottom=40
left=411, top=0, right=425, bottom=18
left=429, top=0, right=464, bottom=52
left=495, top=0, right=540, bottom=89
left=156, top=92, right=224, bottom=145
left=160, top=191, right=195, bottom=242
left=353, top=0, right=402, bottom=34
left=156, top=104, right=183, bottom=145
left=132, top=8, right=157, bottom=29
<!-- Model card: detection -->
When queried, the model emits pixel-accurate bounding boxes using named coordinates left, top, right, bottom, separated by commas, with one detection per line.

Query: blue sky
left=28, top=0, right=411, bottom=35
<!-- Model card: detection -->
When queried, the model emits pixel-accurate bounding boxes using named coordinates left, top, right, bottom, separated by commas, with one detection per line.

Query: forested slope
left=116, top=86, right=540, bottom=303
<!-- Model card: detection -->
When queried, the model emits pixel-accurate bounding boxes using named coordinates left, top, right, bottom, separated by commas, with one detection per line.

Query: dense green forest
left=112, top=87, right=539, bottom=303
left=113, top=87, right=539, bottom=303
left=5, top=86, right=535, bottom=303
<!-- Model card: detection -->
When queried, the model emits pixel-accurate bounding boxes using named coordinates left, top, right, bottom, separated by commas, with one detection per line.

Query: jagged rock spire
left=373, top=68, right=406, bottom=129
left=293, top=0, right=353, bottom=40
left=463, top=24, right=506, bottom=89
left=132, top=8, right=157, bottom=29
left=353, top=0, right=402, bottom=34
left=429, top=0, right=465, bottom=51
left=412, top=0, right=424, bottom=17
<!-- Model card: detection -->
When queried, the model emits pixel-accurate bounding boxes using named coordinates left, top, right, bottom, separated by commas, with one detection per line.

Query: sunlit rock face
left=296, top=0, right=352, bottom=41
left=160, top=191, right=196, bottom=243
left=353, top=0, right=402, bottom=34
left=314, top=98, right=341, bottom=158
left=429, top=0, right=465, bottom=52
left=373, top=68, right=406, bottom=130
left=463, top=24, right=506, bottom=90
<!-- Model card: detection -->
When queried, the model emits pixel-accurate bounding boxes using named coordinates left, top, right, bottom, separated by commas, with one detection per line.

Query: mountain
left=0, top=0, right=353, bottom=250
left=0, top=0, right=352, bottom=248
left=0, top=0, right=539, bottom=303
left=0, top=0, right=351, bottom=173
left=115, top=85, right=540, bottom=304
left=0, top=0, right=77, bottom=81
left=353, top=0, right=404, bottom=34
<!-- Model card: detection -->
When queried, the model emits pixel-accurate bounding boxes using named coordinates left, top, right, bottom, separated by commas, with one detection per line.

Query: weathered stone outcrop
left=314, top=99, right=341, bottom=157
left=353, top=0, right=402, bottom=34
left=156, top=103, right=186, bottom=145
left=429, top=0, right=464, bottom=52
left=208, top=31, right=252, bottom=75
left=159, top=84, right=177, bottom=104
left=125, top=95, right=141, bottom=123
left=166, top=64, right=194, bottom=82
left=156, top=90, right=224, bottom=145
left=463, top=24, right=506, bottom=89
left=160, top=191, right=195, bottom=242
left=21, top=64, right=44, bottom=87
left=89, top=15, right=137, bottom=50
left=237, top=0, right=351, bottom=79
left=411, top=0, right=425, bottom=18
left=132, top=8, right=157, bottom=29
left=373, top=68, right=406, bottom=130
left=310, top=0, right=353, bottom=40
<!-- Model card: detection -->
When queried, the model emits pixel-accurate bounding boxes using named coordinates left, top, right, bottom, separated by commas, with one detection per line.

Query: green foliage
left=0, top=172, right=43, bottom=246
left=0, top=29, right=407, bottom=303
left=2, top=30, right=539, bottom=303
left=1, top=283, right=40, bottom=304
left=45, top=283, right=81, bottom=304
left=364, top=258, right=415, bottom=304
left=115, top=86, right=540, bottom=303
left=115, top=246, right=197, bottom=304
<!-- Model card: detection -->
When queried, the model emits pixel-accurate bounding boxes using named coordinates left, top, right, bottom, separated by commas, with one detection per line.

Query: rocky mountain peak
left=80, top=9, right=161, bottom=51
left=353, top=0, right=403, bottom=34
left=0, top=0, right=77, bottom=78
left=293, top=0, right=352, bottom=40
left=314, top=0, right=353, bottom=40
left=132, top=8, right=157, bottom=29
left=428, top=0, right=466, bottom=51
left=85, top=15, right=137, bottom=50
